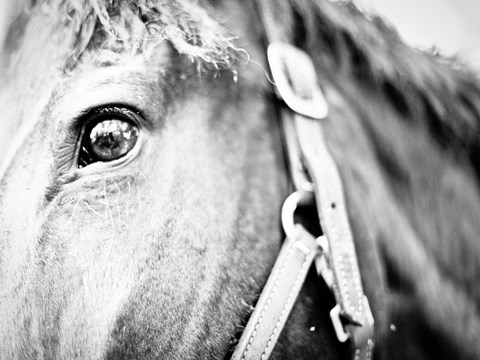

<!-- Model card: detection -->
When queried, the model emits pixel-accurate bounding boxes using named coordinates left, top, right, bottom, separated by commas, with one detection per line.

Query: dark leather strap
left=231, top=225, right=318, bottom=360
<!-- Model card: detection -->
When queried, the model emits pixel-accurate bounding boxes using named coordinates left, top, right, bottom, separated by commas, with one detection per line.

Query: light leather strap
left=244, top=1, right=375, bottom=359
left=270, top=43, right=367, bottom=321
left=294, top=113, right=367, bottom=323
left=231, top=225, right=318, bottom=360
left=267, top=42, right=374, bottom=360
left=294, top=111, right=375, bottom=360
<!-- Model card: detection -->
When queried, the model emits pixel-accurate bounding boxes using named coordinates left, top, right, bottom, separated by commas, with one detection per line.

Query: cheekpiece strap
left=232, top=1, right=376, bottom=359
left=267, top=40, right=375, bottom=360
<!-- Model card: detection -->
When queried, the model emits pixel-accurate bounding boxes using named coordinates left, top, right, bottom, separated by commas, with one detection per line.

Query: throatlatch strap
left=231, top=225, right=318, bottom=360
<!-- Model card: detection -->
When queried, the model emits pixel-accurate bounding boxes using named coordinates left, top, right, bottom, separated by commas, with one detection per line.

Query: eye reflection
left=78, top=111, right=140, bottom=168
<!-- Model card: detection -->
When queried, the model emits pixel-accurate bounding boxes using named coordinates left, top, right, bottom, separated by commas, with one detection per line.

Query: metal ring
left=281, top=190, right=314, bottom=239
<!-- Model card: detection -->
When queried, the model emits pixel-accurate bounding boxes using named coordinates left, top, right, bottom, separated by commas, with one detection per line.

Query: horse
left=1, top=0, right=480, bottom=359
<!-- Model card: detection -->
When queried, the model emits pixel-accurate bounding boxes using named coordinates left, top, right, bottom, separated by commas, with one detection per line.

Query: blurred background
left=352, top=0, right=480, bottom=71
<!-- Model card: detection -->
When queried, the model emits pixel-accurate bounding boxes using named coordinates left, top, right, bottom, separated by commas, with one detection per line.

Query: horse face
left=0, top=3, right=287, bottom=359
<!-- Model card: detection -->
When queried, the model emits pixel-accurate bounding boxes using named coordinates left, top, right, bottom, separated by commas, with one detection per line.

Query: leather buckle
left=267, top=42, right=328, bottom=120
left=330, top=296, right=374, bottom=346
left=316, top=243, right=374, bottom=347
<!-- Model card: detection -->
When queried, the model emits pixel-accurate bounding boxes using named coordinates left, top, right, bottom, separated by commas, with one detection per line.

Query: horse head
left=1, top=1, right=480, bottom=360
left=0, top=1, right=292, bottom=358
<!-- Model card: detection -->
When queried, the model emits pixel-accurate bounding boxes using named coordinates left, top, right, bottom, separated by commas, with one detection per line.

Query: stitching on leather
left=366, top=339, right=374, bottom=360
left=317, top=140, right=364, bottom=318
left=333, top=162, right=364, bottom=318
left=338, top=195, right=364, bottom=317
left=331, top=163, right=360, bottom=313
left=327, top=187, right=348, bottom=309
left=241, top=244, right=297, bottom=360
left=354, top=348, right=361, bottom=360
left=260, top=250, right=311, bottom=359
left=315, top=152, right=348, bottom=309
left=355, top=339, right=374, bottom=360
left=329, top=166, right=351, bottom=313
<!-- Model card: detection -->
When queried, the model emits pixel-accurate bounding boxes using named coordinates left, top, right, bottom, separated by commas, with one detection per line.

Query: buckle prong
left=330, top=304, right=351, bottom=343
left=330, top=296, right=375, bottom=347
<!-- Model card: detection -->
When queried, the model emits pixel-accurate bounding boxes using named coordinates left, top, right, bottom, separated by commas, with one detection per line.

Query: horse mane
left=283, top=1, right=480, bottom=358
left=288, top=0, right=480, bottom=178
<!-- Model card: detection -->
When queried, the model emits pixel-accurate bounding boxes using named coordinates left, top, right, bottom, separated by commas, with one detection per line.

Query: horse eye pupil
left=78, top=118, right=139, bottom=167
left=89, top=119, right=138, bottom=160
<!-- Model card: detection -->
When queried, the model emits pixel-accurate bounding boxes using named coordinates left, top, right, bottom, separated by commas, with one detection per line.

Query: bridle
left=231, top=1, right=375, bottom=359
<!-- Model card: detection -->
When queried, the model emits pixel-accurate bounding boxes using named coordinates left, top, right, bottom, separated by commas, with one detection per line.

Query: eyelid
left=84, top=105, right=143, bottom=122
left=75, top=104, right=145, bottom=132
left=50, top=67, right=165, bottom=135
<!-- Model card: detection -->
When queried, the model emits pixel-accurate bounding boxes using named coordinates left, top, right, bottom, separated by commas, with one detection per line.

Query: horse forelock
left=7, top=0, right=237, bottom=69
left=0, top=0, right=239, bottom=110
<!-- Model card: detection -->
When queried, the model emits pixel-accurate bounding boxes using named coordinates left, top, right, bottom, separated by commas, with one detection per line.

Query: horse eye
left=78, top=108, right=140, bottom=168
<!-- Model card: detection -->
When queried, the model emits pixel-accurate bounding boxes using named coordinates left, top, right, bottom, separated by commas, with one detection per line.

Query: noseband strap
left=232, top=2, right=375, bottom=359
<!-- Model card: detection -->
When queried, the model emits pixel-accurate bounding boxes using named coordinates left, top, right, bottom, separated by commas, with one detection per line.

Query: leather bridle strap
left=232, top=225, right=319, bottom=360
left=232, top=1, right=375, bottom=360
